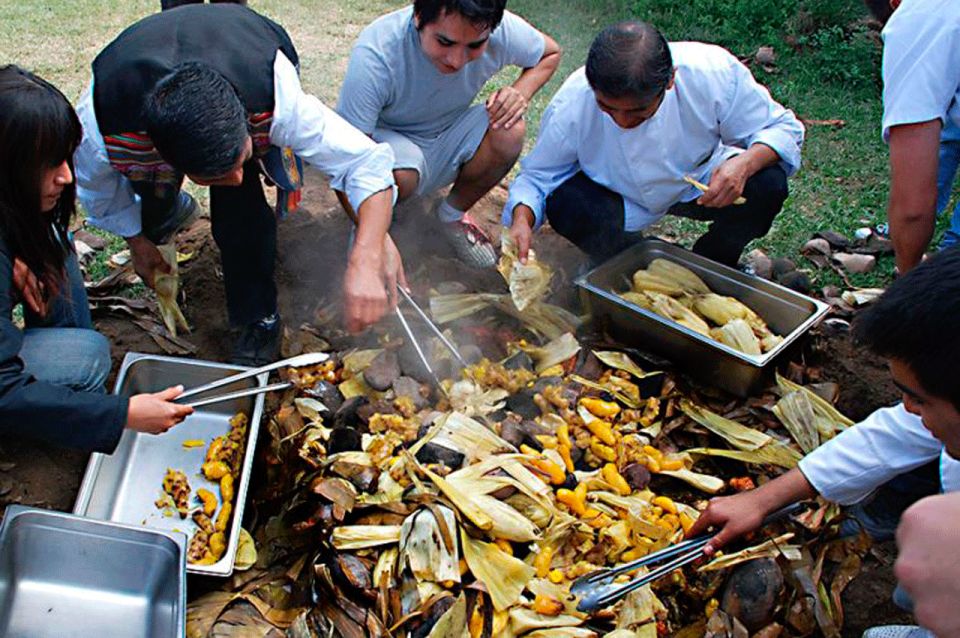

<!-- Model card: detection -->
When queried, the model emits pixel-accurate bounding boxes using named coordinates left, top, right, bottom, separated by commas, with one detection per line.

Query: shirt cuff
left=79, top=192, right=143, bottom=238
left=338, top=142, right=398, bottom=212
left=749, top=129, right=802, bottom=176
left=503, top=185, right=546, bottom=229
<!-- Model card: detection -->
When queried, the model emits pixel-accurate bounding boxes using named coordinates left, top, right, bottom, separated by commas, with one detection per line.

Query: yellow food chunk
left=181, top=439, right=205, bottom=449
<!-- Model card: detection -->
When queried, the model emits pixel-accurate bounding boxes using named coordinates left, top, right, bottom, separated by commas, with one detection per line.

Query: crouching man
left=688, top=247, right=960, bottom=638
left=505, top=20, right=804, bottom=268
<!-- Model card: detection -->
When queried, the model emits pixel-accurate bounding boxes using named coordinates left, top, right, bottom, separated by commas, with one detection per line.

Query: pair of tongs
left=174, top=352, right=329, bottom=408
left=394, top=287, right=467, bottom=392
left=571, top=502, right=805, bottom=612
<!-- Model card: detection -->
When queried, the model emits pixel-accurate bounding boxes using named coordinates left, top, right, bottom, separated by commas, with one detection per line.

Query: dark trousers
left=545, top=165, right=788, bottom=267
left=134, top=160, right=276, bottom=327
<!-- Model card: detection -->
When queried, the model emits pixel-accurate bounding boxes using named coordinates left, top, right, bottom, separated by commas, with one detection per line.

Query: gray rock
left=771, top=258, right=796, bottom=278
left=744, top=249, right=773, bottom=280
left=459, top=344, right=484, bottom=365
left=393, top=376, right=428, bottom=409
left=777, top=271, right=811, bottom=294
left=363, top=349, right=401, bottom=391
left=720, top=558, right=783, bottom=632
left=814, top=230, right=850, bottom=249
left=505, top=391, right=540, bottom=420
left=503, top=351, right=534, bottom=371
left=755, top=46, right=776, bottom=66
left=801, top=238, right=831, bottom=256
left=833, top=252, right=876, bottom=274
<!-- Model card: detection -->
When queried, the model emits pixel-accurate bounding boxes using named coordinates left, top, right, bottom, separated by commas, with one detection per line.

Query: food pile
left=620, top=259, right=784, bottom=356
left=155, top=412, right=249, bottom=565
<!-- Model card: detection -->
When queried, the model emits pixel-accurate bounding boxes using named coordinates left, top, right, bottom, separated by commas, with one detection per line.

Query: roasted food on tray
left=156, top=468, right=190, bottom=519
left=618, top=258, right=784, bottom=355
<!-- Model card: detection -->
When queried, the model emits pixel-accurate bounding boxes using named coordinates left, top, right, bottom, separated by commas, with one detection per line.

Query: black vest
left=92, top=4, right=299, bottom=135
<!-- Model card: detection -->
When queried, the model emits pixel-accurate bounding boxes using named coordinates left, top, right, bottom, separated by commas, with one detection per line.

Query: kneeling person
left=337, top=0, right=561, bottom=267
left=505, top=21, right=804, bottom=268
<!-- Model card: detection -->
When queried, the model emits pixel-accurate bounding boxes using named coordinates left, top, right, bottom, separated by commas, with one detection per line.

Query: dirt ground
left=0, top=169, right=912, bottom=636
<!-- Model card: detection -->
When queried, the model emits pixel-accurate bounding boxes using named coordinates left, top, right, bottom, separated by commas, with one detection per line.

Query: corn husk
left=680, top=400, right=772, bottom=451
left=445, top=476, right=541, bottom=541
left=508, top=608, right=585, bottom=634
left=526, top=629, right=597, bottom=638
left=420, top=463, right=494, bottom=531
left=400, top=506, right=460, bottom=584
left=686, top=445, right=801, bottom=469
left=647, top=258, right=710, bottom=294
left=373, top=547, right=398, bottom=588
left=520, top=332, right=581, bottom=373
left=447, top=379, right=510, bottom=417
left=341, top=348, right=383, bottom=375
left=699, top=533, right=801, bottom=571
left=631, top=270, right=684, bottom=296
left=429, top=293, right=580, bottom=341
left=693, top=293, right=757, bottom=326
left=620, top=291, right=652, bottom=309
left=659, top=468, right=725, bottom=494
left=646, top=292, right=712, bottom=336
left=234, top=528, right=257, bottom=571
left=460, top=529, right=535, bottom=611
left=772, top=391, right=821, bottom=453
left=841, top=288, right=884, bottom=307
left=154, top=243, right=190, bottom=336
left=715, top=319, right=763, bottom=356
left=499, top=229, right=553, bottom=312
left=593, top=351, right=661, bottom=380
left=331, top=525, right=401, bottom=549
left=426, top=594, right=469, bottom=638
left=411, top=412, right=516, bottom=464
left=617, top=585, right=667, bottom=631
left=776, top=374, right=854, bottom=430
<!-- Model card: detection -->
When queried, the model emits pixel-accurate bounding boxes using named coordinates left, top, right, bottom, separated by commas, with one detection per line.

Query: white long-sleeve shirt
left=75, top=51, right=396, bottom=238
left=798, top=403, right=960, bottom=504
left=502, top=42, right=804, bottom=231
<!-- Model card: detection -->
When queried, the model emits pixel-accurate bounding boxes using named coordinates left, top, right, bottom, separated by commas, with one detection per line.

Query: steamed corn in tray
left=619, top=258, right=784, bottom=356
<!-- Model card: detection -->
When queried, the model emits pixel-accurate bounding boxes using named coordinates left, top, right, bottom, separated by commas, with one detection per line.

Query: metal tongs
left=394, top=287, right=467, bottom=393
left=174, top=352, right=329, bottom=408
left=571, top=502, right=805, bottom=612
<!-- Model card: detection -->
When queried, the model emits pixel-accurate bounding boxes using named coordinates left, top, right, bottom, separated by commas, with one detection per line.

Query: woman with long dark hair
left=0, top=65, right=192, bottom=452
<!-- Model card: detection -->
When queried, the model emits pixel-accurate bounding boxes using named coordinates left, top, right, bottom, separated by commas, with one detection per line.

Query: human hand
left=126, top=385, right=193, bottom=434
left=699, top=155, right=751, bottom=208
left=486, top=86, right=528, bottom=131
left=509, top=205, right=536, bottom=263
left=127, top=235, right=171, bottom=289
left=895, top=493, right=960, bottom=636
left=343, top=249, right=390, bottom=334
left=12, top=257, right=47, bottom=317
left=382, top=233, right=409, bottom=306
left=685, top=491, right=771, bottom=555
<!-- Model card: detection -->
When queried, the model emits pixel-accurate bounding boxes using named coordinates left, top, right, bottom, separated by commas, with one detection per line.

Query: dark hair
left=0, top=65, right=81, bottom=297
left=586, top=20, right=673, bottom=103
left=413, top=0, right=506, bottom=31
left=863, top=0, right=894, bottom=25
left=143, top=63, right=248, bottom=177
left=854, top=247, right=960, bottom=408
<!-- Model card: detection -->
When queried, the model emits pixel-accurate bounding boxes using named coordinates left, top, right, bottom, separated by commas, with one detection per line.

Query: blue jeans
left=18, top=250, right=111, bottom=393
left=936, top=137, right=960, bottom=249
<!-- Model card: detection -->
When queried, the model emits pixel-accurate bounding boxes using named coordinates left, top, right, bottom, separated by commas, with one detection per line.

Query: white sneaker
left=863, top=626, right=934, bottom=638
left=441, top=214, right=496, bottom=268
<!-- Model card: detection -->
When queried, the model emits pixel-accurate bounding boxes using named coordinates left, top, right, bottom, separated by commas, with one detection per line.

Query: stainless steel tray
left=576, top=239, right=829, bottom=396
left=0, top=505, right=186, bottom=638
left=74, top=353, right=267, bottom=577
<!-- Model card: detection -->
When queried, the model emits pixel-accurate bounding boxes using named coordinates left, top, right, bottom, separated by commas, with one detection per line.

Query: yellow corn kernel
left=196, top=489, right=217, bottom=516
left=520, top=444, right=540, bottom=456
left=645, top=457, right=662, bottom=473
left=590, top=441, right=617, bottom=463
left=494, top=539, right=513, bottom=556
left=181, top=439, right=205, bottom=449
left=535, top=435, right=558, bottom=450
left=558, top=444, right=575, bottom=473
left=574, top=481, right=588, bottom=504
left=655, top=518, right=674, bottom=533
left=679, top=511, right=696, bottom=534
left=584, top=510, right=613, bottom=529
left=534, top=547, right=554, bottom=579
left=533, top=593, right=564, bottom=616
left=580, top=397, right=621, bottom=419
left=652, top=496, right=677, bottom=515
left=557, top=422, right=571, bottom=449
left=220, top=474, right=234, bottom=504
left=661, top=513, right=680, bottom=530
left=202, top=461, right=230, bottom=480
left=528, top=457, right=567, bottom=485
left=214, top=502, right=232, bottom=532
left=557, top=488, right=587, bottom=516
left=548, top=569, right=564, bottom=584
left=705, top=598, right=719, bottom=619
left=660, top=458, right=684, bottom=472
left=585, top=420, right=616, bottom=446
left=642, top=445, right=663, bottom=460
left=602, top=464, right=631, bottom=496
left=209, top=532, right=226, bottom=559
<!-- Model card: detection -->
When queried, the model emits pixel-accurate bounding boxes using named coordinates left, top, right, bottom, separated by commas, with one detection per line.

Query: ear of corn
left=647, top=258, right=710, bottom=294
left=693, top=293, right=754, bottom=325
left=716, top=319, right=762, bottom=355
left=631, top=271, right=684, bottom=296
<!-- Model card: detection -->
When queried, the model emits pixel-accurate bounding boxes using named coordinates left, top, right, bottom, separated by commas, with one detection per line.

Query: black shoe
left=231, top=315, right=281, bottom=367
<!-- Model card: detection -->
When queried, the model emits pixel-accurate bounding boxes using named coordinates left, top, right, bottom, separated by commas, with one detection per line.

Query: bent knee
left=393, top=168, right=421, bottom=201
left=748, top=165, right=789, bottom=205
left=488, top=119, right=527, bottom=160
left=82, top=331, right=113, bottom=393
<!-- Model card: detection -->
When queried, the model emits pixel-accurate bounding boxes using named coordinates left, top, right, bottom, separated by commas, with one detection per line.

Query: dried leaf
left=775, top=373, right=854, bottom=429
left=235, top=528, right=257, bottom=571
left=400, top=506, right=461, bottom=585
left=520, top=332, right=581, bottom=373
left=426, top=593, right=469, bottom=638
left=680, top=400, right=772, bottom=451
left=772, top=391, right=821, bottom=453
left=460, top=529, right=535, bottom=611
left=592, top=351, right=660, bottom=380
left=699, top=534, right=800, bottom=571
left=685, top=445, right=801, bottom=470
left=498, top=229, right=553, bottom=312
left=331, top=525, right=402, bottom=550
left=421, top=463, right=494, bottom=531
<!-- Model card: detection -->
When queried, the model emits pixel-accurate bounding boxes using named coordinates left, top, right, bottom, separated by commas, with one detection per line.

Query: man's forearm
left=512, top=38, right=561, bottom=101
left=887, top=120, right=942, bottom=273
left=350, top=188, right=393, bottom=265
left=754, top=467, right=818, bottom=512
left=739, top=143, right=780, bottom=178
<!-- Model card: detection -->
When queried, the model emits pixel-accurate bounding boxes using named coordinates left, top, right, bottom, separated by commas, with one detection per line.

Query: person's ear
left=667, top=68, right=676, bottom=91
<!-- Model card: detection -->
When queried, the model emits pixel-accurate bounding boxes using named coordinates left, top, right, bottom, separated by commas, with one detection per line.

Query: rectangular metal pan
left=74, top=353, right=267, bottom=576
left=575, top=239, right=829, bottom=396
left=0, top=505, right=186, bottom=638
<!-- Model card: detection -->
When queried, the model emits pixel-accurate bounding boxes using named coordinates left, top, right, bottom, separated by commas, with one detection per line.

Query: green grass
left=2, top=0, right=944, bottom=291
